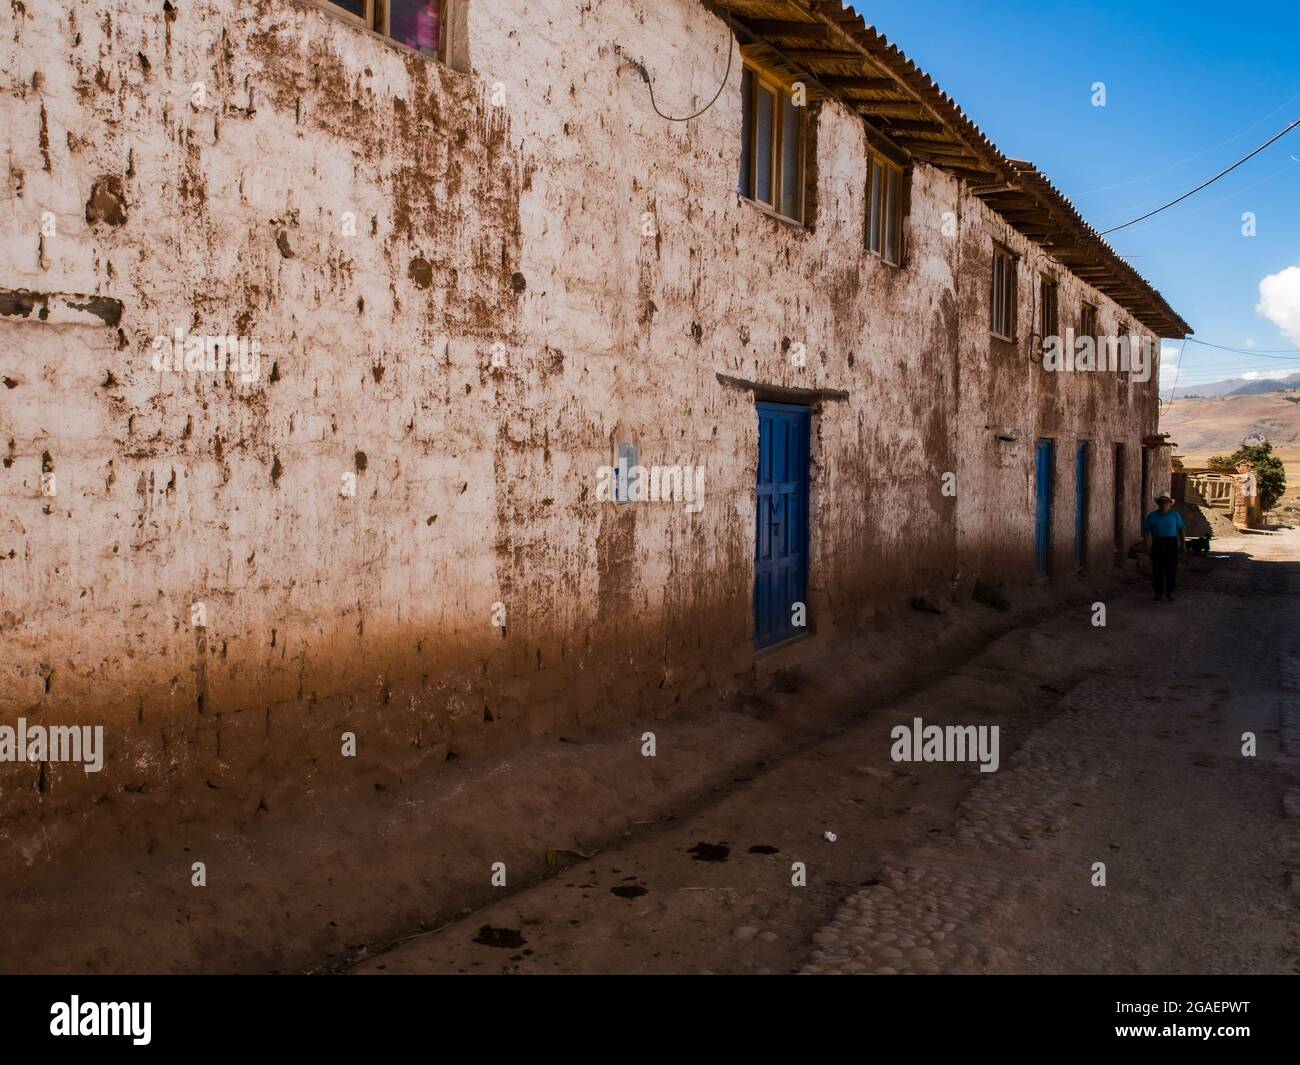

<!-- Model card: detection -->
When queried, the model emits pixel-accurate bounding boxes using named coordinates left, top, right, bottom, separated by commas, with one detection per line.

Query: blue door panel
left=754, top=403, right=810, bottom=648
left=1075, top=443, right=1088, bottom=570
left=1035, top=439, right=1054, bottom=579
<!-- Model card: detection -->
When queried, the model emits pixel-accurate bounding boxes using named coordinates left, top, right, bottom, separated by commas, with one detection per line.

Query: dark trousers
left=1151, top=536, right=1179, bottom=597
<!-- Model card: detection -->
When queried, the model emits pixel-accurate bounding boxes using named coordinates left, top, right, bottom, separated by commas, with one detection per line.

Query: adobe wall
left=0, top=0, right=1163, bottom=826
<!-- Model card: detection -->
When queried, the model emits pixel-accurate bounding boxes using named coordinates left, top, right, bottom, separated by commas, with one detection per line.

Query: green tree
left=1208, top=442, right=1286, bottom=511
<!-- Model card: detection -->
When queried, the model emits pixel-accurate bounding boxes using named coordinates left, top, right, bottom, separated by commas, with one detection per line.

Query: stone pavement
left=803, top=528, right=1300, bottom=975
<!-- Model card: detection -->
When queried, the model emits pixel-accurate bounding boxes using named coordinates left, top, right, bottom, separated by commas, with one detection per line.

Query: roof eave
left=706, top=0, right=1192, bottom=337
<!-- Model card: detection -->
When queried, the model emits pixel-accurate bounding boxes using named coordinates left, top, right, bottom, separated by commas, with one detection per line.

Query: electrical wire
left=1100, top=117, right=1300, bottom=234
left=1161, top=336, right=1190, bottom=410
left=1160, top=338, right=1300, bottom=407
left=1090, top=152, right=1298, bottom=224
left=1071, top=87, right=1300, bottom=198
left=1185, top=337, right=1300, bottom=357
left=1170, top=363, right=1300, bottom=376
left=619, top=21, right=735, bottom=123
left=1171, top=155, right=1299, bottom=220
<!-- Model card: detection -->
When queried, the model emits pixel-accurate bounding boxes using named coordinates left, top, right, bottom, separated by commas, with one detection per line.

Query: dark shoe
left=1153, top=593, right=1162, bottom=600
left=1165, top=594, right=1176, bottom=602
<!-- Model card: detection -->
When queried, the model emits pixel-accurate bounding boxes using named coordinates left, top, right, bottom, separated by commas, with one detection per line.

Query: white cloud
left=1256, top=265, right=1300, bottom=345
left=1157, top=343, right=1181, bottom=385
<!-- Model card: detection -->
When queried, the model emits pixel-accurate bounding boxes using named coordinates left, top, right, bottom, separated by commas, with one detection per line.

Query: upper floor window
left=1039, top=276, right=1059, bottom=352
left=1080, top=302, right=1098, bottom=359
left=1115, top=320, right=1132, bottom=395
left=867, top=152, right=905, bottom=265
left=990, top=243, right=1017, bottom=340
left=315, top=1, right=446, bottom=62
left=738, top=65, right=807, bottom=223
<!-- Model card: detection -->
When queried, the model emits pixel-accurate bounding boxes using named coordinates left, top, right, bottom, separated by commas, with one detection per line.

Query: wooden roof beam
left=908, top=150, right=983, bottom=167
left=890, top=135, right=965, bottom=150
left=855, top=101, right=928, bottom=115
left=817, top=75, right=900, bottom=92
left=736, top=19, right=829, bottom=40
left=779, top=48, right=867, bottom=62
left=876, top=118, right=947, bottom=133
left=999, top=207, right=1057, bottom=220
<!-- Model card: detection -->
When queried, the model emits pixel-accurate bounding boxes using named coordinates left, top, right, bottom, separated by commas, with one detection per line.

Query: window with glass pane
left=780, top=95, right=802, bottom=219
left=323, top=0, right=368, bottom=21
left=755, top=86, right=775, bottom=206
left=389, top=0, right=442, bottom=59
left=991, top=256, right=1002, bottom=331
left=991, top=245, right=1016, bottom=338
left=738, top=66, right=806, bottom=222
left=1082, top=304, right=1097, bottom=340
left=868, top=160, right=883, bottom=252
left=1040, top=278, right=1059, bottom=351
left=1004, top=264, right=1016, bottom=335
left=1080, top=303, right=1097, bottom=356
left=884, top=167, right=900, bottom=264
left=739, top=68, right=754, bottom=195
left=866, top=154, right=904, bottom=264
left=313, top=1, right=446, bottom=62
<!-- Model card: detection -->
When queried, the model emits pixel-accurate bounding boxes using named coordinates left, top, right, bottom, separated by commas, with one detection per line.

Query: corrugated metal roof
left=710, top=0, right=1192, bottom=336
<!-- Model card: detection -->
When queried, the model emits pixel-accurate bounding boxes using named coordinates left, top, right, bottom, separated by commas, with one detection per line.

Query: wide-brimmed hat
left=1154, top=492, right=1173, bottom=502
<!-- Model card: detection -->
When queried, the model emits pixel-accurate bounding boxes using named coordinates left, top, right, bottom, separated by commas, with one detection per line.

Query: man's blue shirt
left=1143, top=509, right=1185, bottom=538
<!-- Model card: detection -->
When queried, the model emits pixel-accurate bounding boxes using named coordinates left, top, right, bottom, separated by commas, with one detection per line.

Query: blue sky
left=860, top=0, right=1300, bottom=391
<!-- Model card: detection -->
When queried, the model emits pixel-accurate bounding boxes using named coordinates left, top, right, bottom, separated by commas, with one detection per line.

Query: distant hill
left=1162, top=371, right=1300, bottom=401
left=1225, top=372, right=1300, bottom=396
left=1163, top=377, right=1254, bottom=400
left=1161, top=391, right=1300, bottom=464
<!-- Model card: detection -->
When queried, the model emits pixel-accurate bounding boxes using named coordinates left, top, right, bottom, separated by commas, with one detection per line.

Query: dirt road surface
left=2, top=526, right=1295, bottom=975
left=353, top=525, right=1300, bottom=975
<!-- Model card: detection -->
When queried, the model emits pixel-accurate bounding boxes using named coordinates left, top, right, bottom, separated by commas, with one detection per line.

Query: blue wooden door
left=1034, top=439, right=1054, bottom=579
left=1075, top=442, right=1089, bottom=571
left=754, top=403, right=810, bottom=648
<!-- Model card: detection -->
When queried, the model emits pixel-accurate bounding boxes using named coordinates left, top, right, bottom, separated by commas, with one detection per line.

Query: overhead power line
left=1161, top=337, right=1190, bottom=410
left=1071, top=87, right=1300, bottom=198
left=1184, top=337, right=1300, bottom=358
left=1100, top=117, right=1300, bottom=235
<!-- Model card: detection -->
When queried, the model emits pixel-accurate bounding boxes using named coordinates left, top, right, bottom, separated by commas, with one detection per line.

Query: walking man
left=1142, top=492, right=1185, bottom=601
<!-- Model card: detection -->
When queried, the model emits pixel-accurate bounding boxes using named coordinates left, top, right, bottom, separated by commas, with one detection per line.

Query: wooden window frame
left=1114, top=319, right=1132, bottom=398
left=1080, top=302, right=1098, bottom=356
left=311, top=1, right=450, bottom=64
left=990, top=243, right=1018, bottom=341
left=866, top=151, right=905, bottom=267
left=314, top=0, right=373, bottom=28
left=738, top=63, right=807, bottom=225
left=1039, top=275, right=1059, bottom=352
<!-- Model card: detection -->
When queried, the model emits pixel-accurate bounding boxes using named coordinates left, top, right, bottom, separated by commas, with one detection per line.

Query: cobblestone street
left=805, top=530, right=1299, bottom=974
left=358, top=527, right=1300, bottom=975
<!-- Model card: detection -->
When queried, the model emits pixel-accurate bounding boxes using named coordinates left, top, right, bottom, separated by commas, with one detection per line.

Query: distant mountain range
left=1163, top=371, right=1300, bottom=401
left=1161, top=390, right=1300, bottom=463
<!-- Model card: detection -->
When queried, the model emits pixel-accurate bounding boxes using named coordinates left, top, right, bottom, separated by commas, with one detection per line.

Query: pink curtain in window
left=390, top=1, right=441, bottom=58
